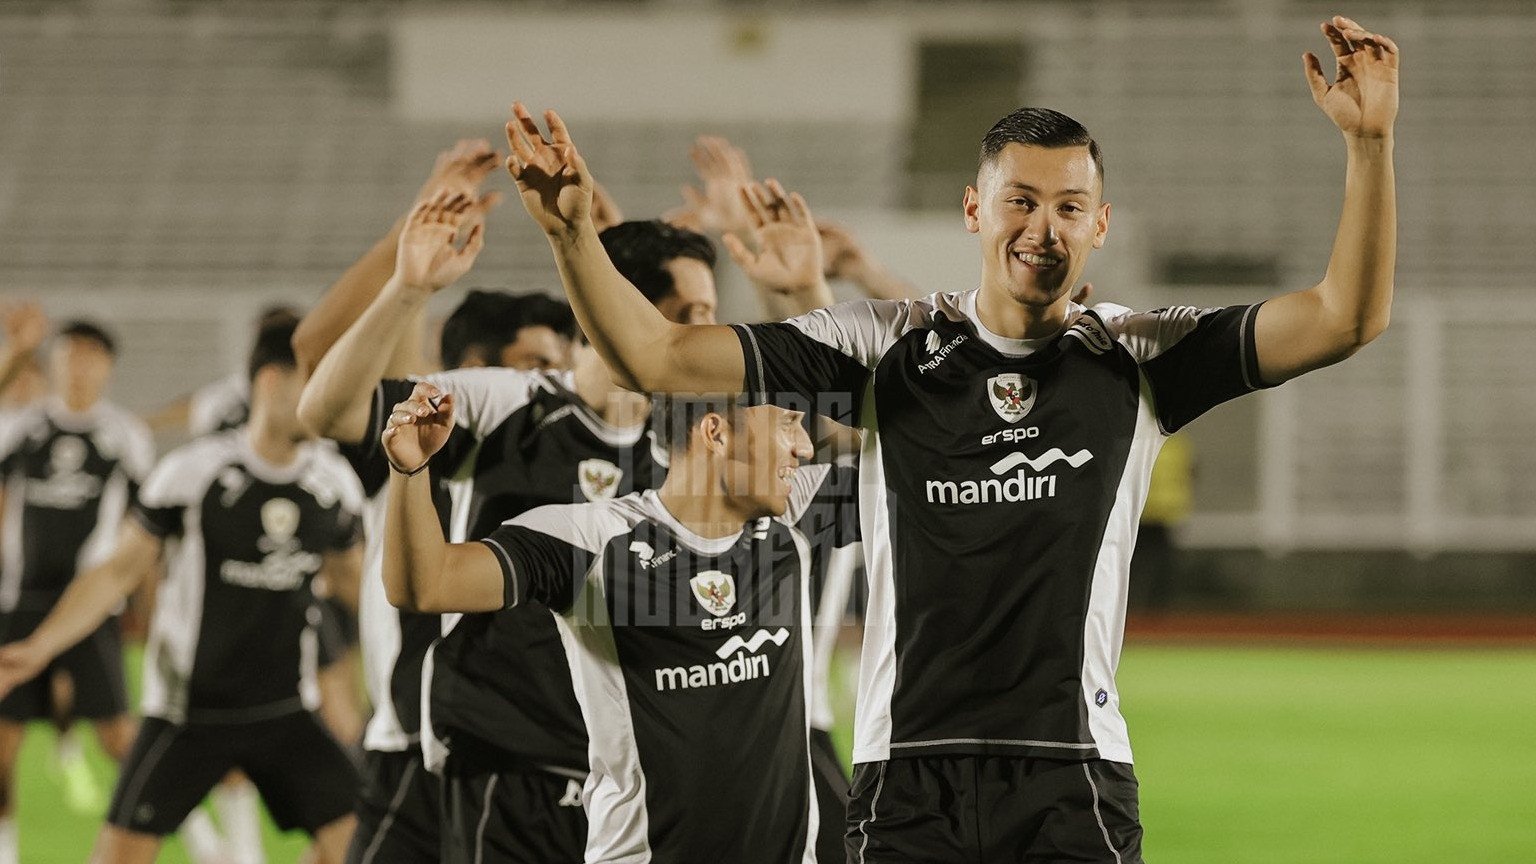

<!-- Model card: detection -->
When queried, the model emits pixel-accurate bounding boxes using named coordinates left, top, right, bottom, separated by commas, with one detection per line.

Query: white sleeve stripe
left=1238, top=303, right=1261, bottom=392
left=479, top=537, right=518, bottom=607
left=733, top=324, right=768, bottom=404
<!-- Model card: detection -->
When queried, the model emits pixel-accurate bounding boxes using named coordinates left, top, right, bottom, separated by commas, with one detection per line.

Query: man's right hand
left=381, top=383, right=455, bottom=474
left=391, top=192, right=486, bottom=296
left=505, top=102, right=594, bottom=238
left=0, top=639, right=50, bottom=700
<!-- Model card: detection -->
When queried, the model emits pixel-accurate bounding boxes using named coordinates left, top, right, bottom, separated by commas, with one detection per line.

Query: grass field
left=12, top=644, right=1536, bottom=862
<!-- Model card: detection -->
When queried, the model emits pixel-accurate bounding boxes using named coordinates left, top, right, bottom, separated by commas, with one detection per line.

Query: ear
left=962, top=186, right=981, bottom=235
left=1092, top=201, right=1111, bottom=250
left=697, top=412, right=731, bottom=457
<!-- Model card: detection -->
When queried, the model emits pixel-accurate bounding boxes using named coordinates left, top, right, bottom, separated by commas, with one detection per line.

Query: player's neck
left=975, top=282, right=1073, bottom=341
left=244, top=416, right=300, bottom=467
left=574, top=352, right=648, bottom=427
left=656, top=468, right=753, bottom=541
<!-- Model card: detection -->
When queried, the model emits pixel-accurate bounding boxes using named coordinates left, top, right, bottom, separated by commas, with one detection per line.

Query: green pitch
left=12, top=645, right=1536, bottom=862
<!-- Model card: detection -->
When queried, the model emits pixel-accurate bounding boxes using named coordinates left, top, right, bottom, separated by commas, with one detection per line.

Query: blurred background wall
left=3, top=0, right=1534, bottom=609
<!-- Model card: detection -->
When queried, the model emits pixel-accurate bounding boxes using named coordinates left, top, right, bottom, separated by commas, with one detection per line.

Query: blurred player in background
left=0, top=321, right=366, bottom=864
left=0, top=315, right=154, bottom=863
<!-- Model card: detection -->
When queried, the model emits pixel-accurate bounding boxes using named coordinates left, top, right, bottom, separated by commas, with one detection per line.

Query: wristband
left=387, top=457, right=430, bottom=477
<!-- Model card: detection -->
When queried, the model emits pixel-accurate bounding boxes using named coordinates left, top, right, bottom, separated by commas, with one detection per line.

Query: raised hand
left=381, top=383, right=455, bottom=474
left=591, top=182, right=626, bottom=233
left=1303, top=15, right=1399, bottom=139
left=678, top=136, right=756, bottom=236
left=393, top=191, right=486, bottom=295
left=2, top=301, right=48, bottom=353
left=505, top=102, right=593, bottom=237
left=722, top=180, right=825, bottom=296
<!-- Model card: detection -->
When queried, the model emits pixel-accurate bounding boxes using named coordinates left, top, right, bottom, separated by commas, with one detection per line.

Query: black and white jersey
left=0, top=399, right=155, bottom=613
left=188, top=372, right=250, bottom=436
left=478, top=467, right=829, bottom=864
left=135, top=429, right=364, bottom=724
left=363, top=368, right=666, bottom=772
left=335, top=419, right=457, bottom=753
left=733, top=290, right=1272, bottom=765
left=797, top=461, right=861, bottom=733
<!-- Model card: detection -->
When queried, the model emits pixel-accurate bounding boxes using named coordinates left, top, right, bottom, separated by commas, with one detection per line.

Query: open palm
left=1304, top=16, right=1399, bottom=138
left=723, top=180, right=825, bottom=295
left=505, top=103, right=592, bottom=236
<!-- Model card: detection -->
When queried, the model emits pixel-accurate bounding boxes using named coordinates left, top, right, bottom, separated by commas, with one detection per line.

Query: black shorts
left=106, top=711, right=359, bottom=837
left=314, top=598, right=359, bottom=669
left=0, top=610, right=127, bottom=721
left=846, top=755, right=1143, bottom=864
left=810, top=728, right=850, bottom=864
left=439, top=753, right=586, bottom=864
left=345, top=748, right=441, bottom=864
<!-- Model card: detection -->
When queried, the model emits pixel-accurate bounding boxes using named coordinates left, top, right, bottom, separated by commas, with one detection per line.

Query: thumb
left=1302, top=52, right=1329, bottom=106
left=721, top=233, right=754, bottom=269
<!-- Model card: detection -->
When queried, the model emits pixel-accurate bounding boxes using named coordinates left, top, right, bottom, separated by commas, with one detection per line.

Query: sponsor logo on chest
left=218, top=497, right=322, bottom=591
left=653, top=627, right=789, bottom=692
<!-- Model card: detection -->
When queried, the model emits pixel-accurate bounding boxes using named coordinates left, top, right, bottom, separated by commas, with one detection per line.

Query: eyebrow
left=1003, top=182, right=1092, bottom=198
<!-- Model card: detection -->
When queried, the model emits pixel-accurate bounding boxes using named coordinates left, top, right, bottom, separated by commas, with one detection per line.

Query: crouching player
left=381, top=381, right=832, bottom=863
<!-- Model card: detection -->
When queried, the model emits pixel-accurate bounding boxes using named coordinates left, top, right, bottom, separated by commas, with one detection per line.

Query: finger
left=680, top=185, right=707, bottom=210
left=474, top=190, right=505, bottom=214
left=1073, top=282, right=1094, bottom=304
left=1302, top=52, right=1329, bottom=105
left=727, top=141, right=754, bottom=181
left=741, top=183, right=770, bottom=230
left=558, top=144, right=592, bottom=188
left=1333, top=15, right=1364, bottom=32
left=512, top=102, right=547, bottom=145
left=721, top=233, right=755, bottom=269
left=786, top=191, right=814, bottom=227
left=1322, top=22, right=1353, bottom=59
left=504, top=119, right=535, bottom=165
left=410, top=382, right=443, bottom=403
left=545, top=109, right=575, bottom=146
left=764, top=178, right=791, bottom=213
left=458, top=223, right=485, bottom=260
left=1374, top=33, right=1399, bottom=55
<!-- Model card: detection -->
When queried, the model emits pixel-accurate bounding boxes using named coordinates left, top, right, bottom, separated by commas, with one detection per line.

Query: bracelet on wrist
left=387, top=457, right=430, bottom=477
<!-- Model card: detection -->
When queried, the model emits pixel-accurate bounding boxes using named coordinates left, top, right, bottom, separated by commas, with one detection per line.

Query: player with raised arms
left=379, top=372, right=831, bottom=862
left=501, top=14, right=1398, bottom=862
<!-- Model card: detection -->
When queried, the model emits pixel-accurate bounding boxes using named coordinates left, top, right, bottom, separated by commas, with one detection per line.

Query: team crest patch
left=690, top=570, right=736, bottom=617
left=578, top=459, right=622, bottom=501
left=987, top=373, right=1036, bottom=423
left=50, top=436, right=87, bottom=476
left=260, top=498, right=300, bottom=545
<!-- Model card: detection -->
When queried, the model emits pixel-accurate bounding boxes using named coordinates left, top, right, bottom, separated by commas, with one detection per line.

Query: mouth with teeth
left=1012, top=250, right=1063, bottom=271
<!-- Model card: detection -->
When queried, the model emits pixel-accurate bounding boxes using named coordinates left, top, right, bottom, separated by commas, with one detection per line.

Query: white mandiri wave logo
left=653, top=627, right=789, bottom=692
left=925, top=448, right=1094, bottom=505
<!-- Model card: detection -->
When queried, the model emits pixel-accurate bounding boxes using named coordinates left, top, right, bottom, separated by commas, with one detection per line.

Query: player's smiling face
left=965, top=143, right=1108, bottom=310
left=722, top=406, right=812, bottom=518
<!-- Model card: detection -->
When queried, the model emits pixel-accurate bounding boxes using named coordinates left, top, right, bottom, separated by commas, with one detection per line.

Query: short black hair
left=979, top=107, right=1104, bottom=186
left=248, top=320, right=299, bottom=383
left=649, top=394, right=744, bottom=456
left=256, top=304, right=301, bottom=330
left=598, top=220, right=716, bottom=306
left=505, top=293, right=578, bottom=342
left=57, top=320, right=117, bottom=357
left=440, top=290, right=523, bottom=369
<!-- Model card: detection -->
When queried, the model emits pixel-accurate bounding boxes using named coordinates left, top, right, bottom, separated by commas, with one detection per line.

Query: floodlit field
left=13, top=645, right=1535, bottom=862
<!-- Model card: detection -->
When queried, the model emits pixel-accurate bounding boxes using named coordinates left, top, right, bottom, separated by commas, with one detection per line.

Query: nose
left=1026, top=210, right=1059, bottom=248
left=791, top=423, right=814, bottom=460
